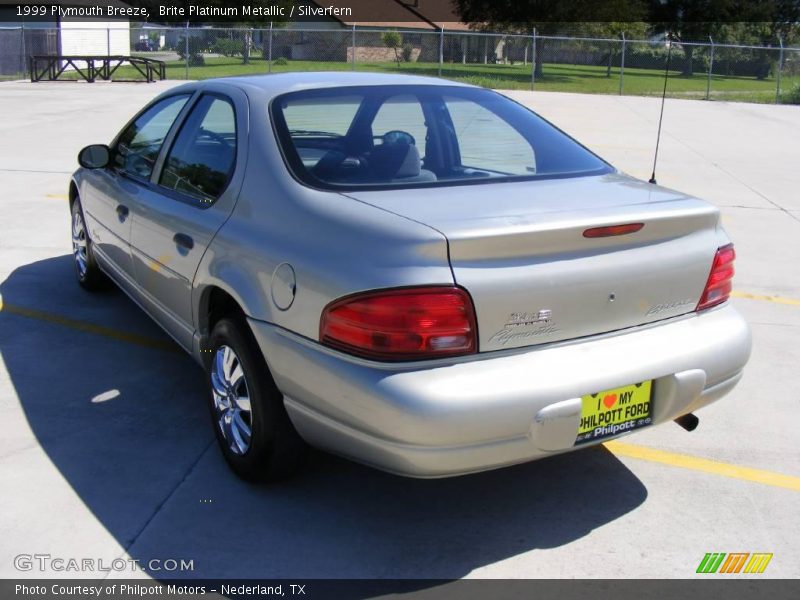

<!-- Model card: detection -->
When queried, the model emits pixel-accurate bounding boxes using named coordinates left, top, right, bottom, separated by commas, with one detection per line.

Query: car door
left=128, top=88, right=247, bottom=350
left=79, top=93, right=192, bottom=284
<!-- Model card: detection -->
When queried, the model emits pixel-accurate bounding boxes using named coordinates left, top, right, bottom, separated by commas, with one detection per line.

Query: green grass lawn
left=62, top=55, right=800, bottom=104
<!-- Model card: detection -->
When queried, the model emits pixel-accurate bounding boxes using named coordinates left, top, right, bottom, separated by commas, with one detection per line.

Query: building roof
left=392, top=0, right=472, bottom=31
left=310, top=0, right=473, bottom=31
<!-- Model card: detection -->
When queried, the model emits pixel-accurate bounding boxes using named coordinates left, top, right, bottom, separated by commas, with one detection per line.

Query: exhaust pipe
left=674, top=413, right=699, bottom=432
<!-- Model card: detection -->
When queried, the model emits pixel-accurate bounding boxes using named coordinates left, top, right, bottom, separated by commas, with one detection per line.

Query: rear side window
left=271, top=85, right=611, bottom=191
left=114, top=94, right=190, bottom=180
left=159, top=95, right=237, bottom=205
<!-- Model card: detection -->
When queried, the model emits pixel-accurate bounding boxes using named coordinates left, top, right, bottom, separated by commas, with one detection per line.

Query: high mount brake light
left=583, top=223, right=645, bottom=238
left=320, top=287, right=477, bottom=361
left=697, top=244, right=735, bottom=311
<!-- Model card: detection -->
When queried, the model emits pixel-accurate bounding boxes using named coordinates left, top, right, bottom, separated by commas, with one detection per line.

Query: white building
left=59, top=19, right=130, bottom=56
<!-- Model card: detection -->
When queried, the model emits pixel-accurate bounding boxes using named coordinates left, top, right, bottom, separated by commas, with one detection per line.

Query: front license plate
left=575, top=381, right=653, bottom=445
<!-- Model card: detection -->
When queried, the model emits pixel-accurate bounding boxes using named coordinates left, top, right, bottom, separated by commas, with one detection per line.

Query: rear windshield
left=270, top=85, right=612, bottom=191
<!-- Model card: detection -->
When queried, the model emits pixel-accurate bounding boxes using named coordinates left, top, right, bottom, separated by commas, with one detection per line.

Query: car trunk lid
left=344, top=173, right=721, bottom=352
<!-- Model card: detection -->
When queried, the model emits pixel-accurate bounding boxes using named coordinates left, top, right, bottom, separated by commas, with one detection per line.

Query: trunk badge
left=504, top=310, right=552, bottom=328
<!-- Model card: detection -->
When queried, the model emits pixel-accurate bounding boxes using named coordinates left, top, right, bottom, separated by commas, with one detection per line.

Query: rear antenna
left=649, top=32, right=673, bottom=185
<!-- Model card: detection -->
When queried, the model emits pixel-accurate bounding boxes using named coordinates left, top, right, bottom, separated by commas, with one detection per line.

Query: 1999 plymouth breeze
left=69, top=73, right=751, bottom=481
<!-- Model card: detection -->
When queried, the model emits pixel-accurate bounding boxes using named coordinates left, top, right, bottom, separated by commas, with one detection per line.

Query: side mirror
left=78, top=144, right=110, bottom=169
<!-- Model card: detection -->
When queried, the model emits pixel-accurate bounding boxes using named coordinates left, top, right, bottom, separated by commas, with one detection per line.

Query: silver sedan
left=69, top=72, right=751, bottom=481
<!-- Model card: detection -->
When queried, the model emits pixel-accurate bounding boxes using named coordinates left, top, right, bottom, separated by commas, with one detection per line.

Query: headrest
left=311, top=150, right=346, bottom=179
left=370, top=143, right=421, bottom=180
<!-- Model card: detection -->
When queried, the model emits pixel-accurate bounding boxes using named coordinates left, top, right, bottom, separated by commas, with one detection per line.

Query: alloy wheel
left=71, top=211, right=88, bottom=278
left=210, top=344, right=253, bottom=455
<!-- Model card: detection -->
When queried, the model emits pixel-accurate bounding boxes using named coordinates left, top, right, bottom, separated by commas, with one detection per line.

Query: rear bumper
left=249, top=303, right=751, bottom=477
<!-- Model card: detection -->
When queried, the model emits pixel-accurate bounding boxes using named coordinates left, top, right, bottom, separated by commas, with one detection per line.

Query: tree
left=382, top=30, right=403, bottom=66
left=577, top=22, right=649, bottom=77
left=737, top=1, right=800, bottom=46
left=231, top=1, right=293, bottom=65
left=647, top=1, right=800, bottom=77
left=453, top=0, right=648, bottom=77
left=646, top=0, right=739, bottom=76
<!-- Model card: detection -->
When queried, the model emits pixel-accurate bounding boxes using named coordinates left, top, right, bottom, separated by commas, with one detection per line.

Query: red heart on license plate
left=603, top=393, right=618, bottom=408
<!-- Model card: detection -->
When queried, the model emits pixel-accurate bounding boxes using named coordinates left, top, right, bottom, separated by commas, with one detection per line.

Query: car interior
left=282, top=93, right=506, bottom=187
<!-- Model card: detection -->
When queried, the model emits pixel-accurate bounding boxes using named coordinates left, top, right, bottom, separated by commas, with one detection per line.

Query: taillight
left=697, top=244, right=735, bottom=311
left=320, top=286, right=477, bottom=361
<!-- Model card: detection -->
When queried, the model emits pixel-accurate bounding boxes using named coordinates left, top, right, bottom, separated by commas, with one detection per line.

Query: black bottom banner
left=3, top=579, right=799, bottom=600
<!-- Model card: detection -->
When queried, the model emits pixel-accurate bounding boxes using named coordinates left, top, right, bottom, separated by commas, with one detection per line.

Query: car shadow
left=1, top=255, right=648, bottom=583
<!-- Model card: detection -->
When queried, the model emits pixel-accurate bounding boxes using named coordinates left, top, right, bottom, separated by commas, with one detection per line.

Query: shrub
left=625, top=44, right=779, bottom=79
left=402, top=43, right=414, bottom=63
left=176, top=36, right=207, bottom=65
left=211, top=38, right=243, bottom=57
left=626, top=44, right=695, bottom=70
left=784, top=82, right=800, bottom=104
left=272, top=57, right=289, bottom=66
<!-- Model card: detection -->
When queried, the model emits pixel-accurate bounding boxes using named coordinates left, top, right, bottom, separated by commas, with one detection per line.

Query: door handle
left=116, top=204, right=129, bottom=220
left=173, top=233, right=194, bottom=250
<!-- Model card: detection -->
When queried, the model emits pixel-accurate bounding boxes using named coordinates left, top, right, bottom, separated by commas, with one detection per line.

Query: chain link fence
left=1, top=25, right=798, bottom=104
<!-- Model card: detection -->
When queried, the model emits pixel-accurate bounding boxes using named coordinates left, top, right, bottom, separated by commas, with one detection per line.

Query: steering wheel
left=125, top=153, right=154, bottom=178
left=381, top=130, right=416, bottom=146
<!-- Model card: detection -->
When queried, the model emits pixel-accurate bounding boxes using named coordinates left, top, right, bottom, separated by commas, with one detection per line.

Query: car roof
left=169, top=71, right=474, bottom=101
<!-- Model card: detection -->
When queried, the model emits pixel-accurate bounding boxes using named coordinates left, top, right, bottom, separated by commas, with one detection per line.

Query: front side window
left=159, top=95, right=237, bottom=204
left=270, top=85, right=611, bottom=191
left=114, top=94, right=190, bottom=180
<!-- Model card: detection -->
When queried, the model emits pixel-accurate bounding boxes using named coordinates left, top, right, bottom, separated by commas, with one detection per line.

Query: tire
left=70, top=198, right=106, bottom=291
left=206, top=317, right=306, bottom=482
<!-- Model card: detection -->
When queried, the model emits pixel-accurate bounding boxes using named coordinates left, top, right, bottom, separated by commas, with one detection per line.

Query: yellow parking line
left=606, top=440, right=800, bottom=492
left=731, top=291, right=800, bottom=307
left=0, top=298, right=179, bottom=352
left=45, top=193, right=68, bottom=200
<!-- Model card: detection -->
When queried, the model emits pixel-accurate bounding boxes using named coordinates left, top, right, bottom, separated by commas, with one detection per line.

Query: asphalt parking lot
left=0, top=79, right=798, bottom=581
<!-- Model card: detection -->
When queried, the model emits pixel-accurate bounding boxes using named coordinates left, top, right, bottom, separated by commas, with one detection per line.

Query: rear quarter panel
left=192, top=93, right=453, bottom=348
